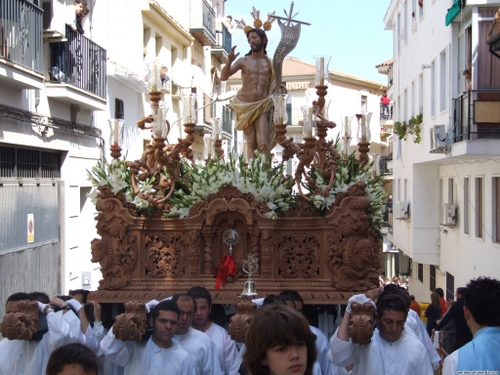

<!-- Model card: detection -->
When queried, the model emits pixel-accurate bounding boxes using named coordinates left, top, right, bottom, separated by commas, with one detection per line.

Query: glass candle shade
left=211, top=117, right=220, bottom=139
left=314, top=55, right=331, bottom=86
left=356, top=113, right=372, bottom=143
left=301, top=106, right=317, bottom=137
left=181, top=93, right=197, bottom=123
left=109, top=119, right=124, bottom=148
left=146, top=61, right=162, bottom=92
left=153, top=101, right=169, bottom=138
left=272, top=94, right=288, bottom=124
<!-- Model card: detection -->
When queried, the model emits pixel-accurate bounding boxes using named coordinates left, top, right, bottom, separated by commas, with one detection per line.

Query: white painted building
left=0, top=0, right=231, bottom=312
left=383, top=0, right=500, bottom=301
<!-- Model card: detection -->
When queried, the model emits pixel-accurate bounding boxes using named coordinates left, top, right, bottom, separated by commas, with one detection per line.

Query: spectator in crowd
left=409, top=295, right=421, bottom=318
left=425, top=293, right=442, bottom=336
left=443, top=276, right=500, bottom=374
left=434, top=287, right=472, bottom=351
left=439, top=300, right=456, bottom=357
left=380, top=90, right=391, bottom=119
left=244, top=304, right=317, bottom=375
left=46, top=342, right=99, bottom=375
left=434, top=287, right=448, bottom=317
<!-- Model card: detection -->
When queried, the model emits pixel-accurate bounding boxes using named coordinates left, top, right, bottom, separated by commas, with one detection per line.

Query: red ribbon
left=214, top=255, right=236, bottom=290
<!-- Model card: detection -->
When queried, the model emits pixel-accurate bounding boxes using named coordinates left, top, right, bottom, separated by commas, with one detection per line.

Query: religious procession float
left=85, top=3, right=386, bottom=312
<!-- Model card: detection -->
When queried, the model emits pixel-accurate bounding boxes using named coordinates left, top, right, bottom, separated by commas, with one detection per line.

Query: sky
left=225, top=0, right=393, bottom=84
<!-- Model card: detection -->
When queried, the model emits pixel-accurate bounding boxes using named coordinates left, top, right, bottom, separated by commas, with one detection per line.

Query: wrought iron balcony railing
left=189, top=0, right=216, bottom=45
left=453, top=89, right=500, bottom=142
left=379, top=154, right=393, bottom=175
left=48, top=25, right=107, bottom=99
left=0, top=0, right=43, bottom=72
left=217, top=23, right=231, bottom=54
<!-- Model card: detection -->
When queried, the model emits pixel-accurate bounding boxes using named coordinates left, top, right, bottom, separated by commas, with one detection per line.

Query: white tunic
left=0, top=310, right=85, bottom=375
left=405, top=309, right=441, bottom=369
left=329, top=328, right=434, bottom=375
left=92, top=322, right=124, bottom=375
left=176, top=327, right=222, bottom=375
left=204, top=323, right=238, bottom=375
left=100, top=327, right=195, bottom=375
left=309, top=325, right=334, bottom=375
left=442, top=350, right=459, bottom=375
left=229, top=343, right=245, bottom=375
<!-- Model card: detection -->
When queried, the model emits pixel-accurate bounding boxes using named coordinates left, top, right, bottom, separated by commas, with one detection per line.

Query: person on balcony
left=49, top=1, right=88, bottom=82
left=380, top=90, right=391, bottom=119
left=463, top=69, right=472, bottom=92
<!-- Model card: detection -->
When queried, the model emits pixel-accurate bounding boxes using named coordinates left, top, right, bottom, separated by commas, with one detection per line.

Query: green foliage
left=394, top=113, right=422, bottom=144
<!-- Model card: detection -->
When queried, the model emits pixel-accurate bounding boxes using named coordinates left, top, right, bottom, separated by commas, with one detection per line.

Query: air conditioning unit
left=441, top=204, right=457, bottom=226
left=430, top=125, right=446, bottom=153
left=396, top=201, right=410, bottom=220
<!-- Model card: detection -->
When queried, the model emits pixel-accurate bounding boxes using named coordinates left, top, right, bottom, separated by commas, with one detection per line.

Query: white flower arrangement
left=166, top=151, right=296, bottom=219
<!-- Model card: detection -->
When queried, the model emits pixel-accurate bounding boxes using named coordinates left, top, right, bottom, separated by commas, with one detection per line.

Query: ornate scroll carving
left=348, top=302, right=375, bottom=344
left=260, top=229, right=274, bottom=276
left=277, top=232, right=320, bottom=278
left=185, top=230, right=201, bottom=277
left=0, top=300, right=39, bottom=340
left=113, top=302, right=147, bottom=341
left=227, top=300, right=258, bottom=343
left=144, top=233, right=185, bottom=278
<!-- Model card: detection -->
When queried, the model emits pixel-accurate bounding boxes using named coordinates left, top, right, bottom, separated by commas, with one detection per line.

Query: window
left=439, top=49, right=447, bottom=112
left=397, top=13, right=401, bottom=54
left=404, top=89, right=408, bottom=121
left=446, top=272, right=455, bottom=301
left=439, top=178, right=443, bottom=208
left=476, top=177, right=483, bottom=238
left=495, top=177, right=500, bottom=243
left=397, top=179, right=401, bottom=202
left=431, top=60, right=436, bottom=117
left=404, top=179, right=408, bottom=201
left=404, top=0, right=408, bottom=42
left=411, top=81, right=415, bottom=117
left=361, top=95, right=367, bottom=113
left=0, top=145, right=61, bottom=179
left=430, top=265, right=436, bottom=292
left=464, top=177, right=470, bottom=234
left=114, top=99, right=124, bottom=120
left=418, top=263, right=423, bottom=282
left=418, top=0, right=424, bottom=19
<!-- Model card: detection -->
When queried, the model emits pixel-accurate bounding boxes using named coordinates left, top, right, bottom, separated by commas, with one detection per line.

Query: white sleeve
left=409, top=311, right=441, bottom=366
left=85, top=323, right=101, bottom=356
left=328, top=328, right=357, bottom=368
left=229, top=344, right=244, bottom=375
left=312, top=327, right=334, bottom=375
left=45, top=310, right=85, bottom=351
left=442, top=350, right=458, bottom=375
left=223, top=334, right=238, bottom=375
left=207, top=339, right=223, bottom=375
left=100, top=326, right=134, bottom=367
left=92, top=321, right=107, bottom=342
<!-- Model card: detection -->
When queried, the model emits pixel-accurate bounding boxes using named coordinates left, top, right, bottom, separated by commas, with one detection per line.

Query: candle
left=361, top=115, right=366, bottom=142
left=319, top=57, right=324, bottom=86
left=113, top=119, right=119, bottom=145
left=186, top=96, right=192, bottom=122
left=344, top=116, right=349, bottom=137
left=151, top=62, right=157, bottom=91
left=277, top=95, right=283, bottom=123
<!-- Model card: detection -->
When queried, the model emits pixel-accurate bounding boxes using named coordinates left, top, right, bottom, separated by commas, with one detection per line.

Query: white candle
left=362, top=115, right=367, bottom=142
left=344, top=116, right=349, bottom=137
left=152, top=62, right=157, bottom=91
left=186, top=96, right=192, bottom=122
left=319, top=57, right=324, bottom=86
left=277, top=95, right=283, bottom=123
left=303, top=107, right=313, bottom=137
left=113, top=119, right=119, bottom=145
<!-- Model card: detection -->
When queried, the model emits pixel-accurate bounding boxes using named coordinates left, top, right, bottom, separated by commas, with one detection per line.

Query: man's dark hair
left=463, top=276, right=500, bottom=327
left=377, top=293, right=409, bottom=319
left=409, top=294, right=416, bottom=301
left=456, top=287, right=467, bottom=297
left=279, top=289, right=304, bottom=304
left=263, top=294, right=287, bottom=306
left=6, top=292, right=34, bottom=306
left=378, top=283, right=411, bottom=309
left=46, top=343, right=98, bottom=375
left=245, top=28, right=268, bottom=56
left=29, top=292, right=50, bottom=304
left=171, top=293, right=197, bottom=312
left=434, top=287, right=444, bottom=298
left=187, top=286, right=212, bottom=306
left=69, top=289, right=90, bottom=303
left=151, top=300, right=180, bottom=321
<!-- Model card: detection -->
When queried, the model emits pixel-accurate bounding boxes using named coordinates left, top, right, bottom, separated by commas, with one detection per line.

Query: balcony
left=189, top=0, right=216, bottom=46
left=452, top=89, right=500, bottom=158
left=379, top=154, right=393, bottom=175
left=211, top=22, right=231, bottom=63
left=46, top=25, right=107, bottom=110
left=0, top=0, right=44, bottom=89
